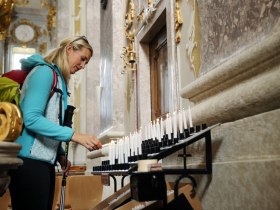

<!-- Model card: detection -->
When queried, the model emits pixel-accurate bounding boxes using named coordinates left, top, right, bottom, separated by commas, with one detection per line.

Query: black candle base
left=189, top=127, right=195, bottom=135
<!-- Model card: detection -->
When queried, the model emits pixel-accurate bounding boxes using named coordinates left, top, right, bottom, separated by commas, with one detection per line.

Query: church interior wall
left=84, top=0, right=280, bottom=208
left=175, top=1, right=280, bottom=209
left=1, top=0, right=279, bottom=209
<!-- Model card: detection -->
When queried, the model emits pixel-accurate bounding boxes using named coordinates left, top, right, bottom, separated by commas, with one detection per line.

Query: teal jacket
left=16, top=54, right=74, bottom=164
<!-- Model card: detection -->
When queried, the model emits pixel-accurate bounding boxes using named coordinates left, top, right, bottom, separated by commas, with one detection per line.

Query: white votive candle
left=173, top=111, right=177, bottom=138
left=188, top=106, right=193, bottom=127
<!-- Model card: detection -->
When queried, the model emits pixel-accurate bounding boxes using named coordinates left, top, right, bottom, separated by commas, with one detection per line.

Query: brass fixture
left=128, top=51, right=136, bottom=64
left=121, top=43, right=136, bottom=73
left=122, top=0, right=137, bottom=74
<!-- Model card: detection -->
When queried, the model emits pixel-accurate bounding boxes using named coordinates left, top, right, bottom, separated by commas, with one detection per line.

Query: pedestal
left=0, top=142, right=22, bottom=196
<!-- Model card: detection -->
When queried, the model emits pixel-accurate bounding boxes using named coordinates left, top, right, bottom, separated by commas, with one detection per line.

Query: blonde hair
left=44, top=36, right=93, bottom=84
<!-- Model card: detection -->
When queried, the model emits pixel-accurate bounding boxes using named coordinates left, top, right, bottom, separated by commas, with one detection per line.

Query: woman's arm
left=21, top=66, right=73, bottom=142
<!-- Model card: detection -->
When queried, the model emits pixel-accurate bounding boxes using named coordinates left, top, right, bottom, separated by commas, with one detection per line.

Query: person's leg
left=48, top=165, right=56, bottom=210
left=9, top=157, right=55, bottom=210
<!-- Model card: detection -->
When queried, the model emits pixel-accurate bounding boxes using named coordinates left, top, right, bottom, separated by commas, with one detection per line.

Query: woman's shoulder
left=35, top=63, right=55, bottom=72
left=27, top=65, right=55, bottom=84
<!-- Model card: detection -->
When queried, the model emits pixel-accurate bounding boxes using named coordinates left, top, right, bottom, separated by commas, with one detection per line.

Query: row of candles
left=107, top=107, right=194, bottom=165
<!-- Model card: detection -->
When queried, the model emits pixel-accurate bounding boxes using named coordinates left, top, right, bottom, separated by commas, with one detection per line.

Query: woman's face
left=67, top=46, right=92, bottom=74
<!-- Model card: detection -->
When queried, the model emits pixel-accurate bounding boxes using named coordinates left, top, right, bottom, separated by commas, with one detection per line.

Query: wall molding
left=97, top=126, right=125, bottom=143
left=180, top=26, right=280, bottom=125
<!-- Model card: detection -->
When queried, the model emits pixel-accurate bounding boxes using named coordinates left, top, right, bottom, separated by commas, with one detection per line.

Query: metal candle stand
left=92, top=123, right=219, bottom=205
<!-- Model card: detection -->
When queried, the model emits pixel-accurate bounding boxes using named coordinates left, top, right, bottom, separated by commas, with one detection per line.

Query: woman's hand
left=71, top=132, right=102, bottom=151
left=58, top=155, right=71, bottom=176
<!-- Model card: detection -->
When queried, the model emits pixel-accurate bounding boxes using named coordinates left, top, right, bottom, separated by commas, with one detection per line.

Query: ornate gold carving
left=125, top=0, right=135, bottom=30
left=0, top=0, right=14, bottom=40
left=41, top=0, right=56, bottom=41
left=175, top=0, right=183, bottom=43
left=39, top=42, right=47, bottom=54
left=121, top=43, right=136, bottom=74
left=0, top=102, right=23, bottom=142
left=122, top=0, right=137, bottom=74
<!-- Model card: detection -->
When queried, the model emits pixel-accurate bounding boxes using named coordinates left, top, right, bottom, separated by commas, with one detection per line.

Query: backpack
left=0, top=68, right=57, bottom=106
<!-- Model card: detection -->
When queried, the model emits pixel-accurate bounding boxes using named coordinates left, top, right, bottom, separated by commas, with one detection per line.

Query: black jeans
left=9, top=157, right=55, bottom=210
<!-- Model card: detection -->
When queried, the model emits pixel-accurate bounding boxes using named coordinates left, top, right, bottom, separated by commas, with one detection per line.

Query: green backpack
left=0, top=69, right=57, bottom=106
left=0, top=76, right=21, bottom=105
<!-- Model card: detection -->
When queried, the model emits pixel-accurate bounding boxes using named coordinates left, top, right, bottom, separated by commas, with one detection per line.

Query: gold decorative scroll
left=186, top=0, right=201, bottom=78
left=0, top=0, right=14, bottom=40
left=125, top=0, right=135, bottom=30
left=41, top=0, right=56, bottom=41
left=0, top=102, right=23, bottom=142
left=121, top=0, right=137, bottom=73
left=39, top=42, right=47, bottom=54
left=175, top=0, right=183, bottom=43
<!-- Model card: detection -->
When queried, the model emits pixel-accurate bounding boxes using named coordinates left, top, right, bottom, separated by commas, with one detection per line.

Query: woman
left=9, top=36, right=102, bottom=210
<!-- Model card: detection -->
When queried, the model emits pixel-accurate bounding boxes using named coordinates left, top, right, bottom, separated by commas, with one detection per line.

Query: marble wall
left=177, top=0, right=280, bottom=209
left=99, top=0, right=113, bottom=131
left=85, top=0, right=101, bottom=137
left=198, top=0, right=280, bottom=75
left=199, top=109, right=280, bottom=210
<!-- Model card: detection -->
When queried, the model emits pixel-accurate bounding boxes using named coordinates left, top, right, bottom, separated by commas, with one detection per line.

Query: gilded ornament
left=0, top=0, right=14, bottom=40
left=41, top=0, right=56, bottom=41
left=122, top=0, right=137, bottom=74
left=0, top=102, right=23, bottom=142
left=175, top=0, right=183, bottom=43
